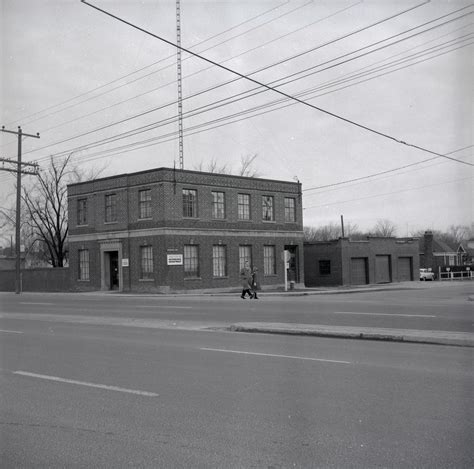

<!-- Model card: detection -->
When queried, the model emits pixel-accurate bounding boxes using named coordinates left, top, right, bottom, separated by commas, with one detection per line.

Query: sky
left=1, top=0, right=472, bottom=239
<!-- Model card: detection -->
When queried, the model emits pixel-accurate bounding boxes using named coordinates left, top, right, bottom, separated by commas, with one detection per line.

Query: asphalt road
left=1, top=320, right=472, bottom=468
left=0, top=283, right=472, bottom=467
left=0, top=282, right=472, bottom=332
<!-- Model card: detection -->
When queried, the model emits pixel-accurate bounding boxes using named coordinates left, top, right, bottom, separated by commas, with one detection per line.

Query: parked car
left=420, top=268, right=435, bottom=281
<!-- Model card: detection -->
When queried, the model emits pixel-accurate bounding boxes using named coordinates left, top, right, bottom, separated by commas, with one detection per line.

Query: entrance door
left=109, top=251, right=119, bottom=290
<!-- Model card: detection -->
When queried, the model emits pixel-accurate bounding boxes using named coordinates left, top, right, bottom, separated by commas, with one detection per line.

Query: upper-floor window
left=139, top=189, right=152, bottom=219
left=77, top=198, right=87, bottom=225
left=284, top=197, right=296, bottom=223
left=105, top=193, right=117, bottom=223
left=262, top=195, right=274, bottom=221
left=183, top=189, right=197, bottom=218
left=212, top=191, right=225, bottom=219
left=238, top=193, right=250, bottom=220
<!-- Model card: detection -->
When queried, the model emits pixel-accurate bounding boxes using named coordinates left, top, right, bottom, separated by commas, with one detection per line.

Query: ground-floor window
left=263, top=245, right=276, bottom=275
left=239, top=245, right=252, bottom=270
left=184, top=245, right=199, bottom=278
left=319, top=260, right=331, bottom=275
left=213, top=245, right=227, bottom=277
left=140, top=245, right=154, bottom=279
left=78, top=249, right=89, bottom=280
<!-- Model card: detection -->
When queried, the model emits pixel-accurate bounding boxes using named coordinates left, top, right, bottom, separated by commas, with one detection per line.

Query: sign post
left=281, top=250, right=290, bottom=291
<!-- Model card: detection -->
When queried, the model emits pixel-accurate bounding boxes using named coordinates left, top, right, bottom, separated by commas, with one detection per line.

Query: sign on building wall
left=122, top=258, right=129, bottom=267
left=167, top=254, right=183, bottom=266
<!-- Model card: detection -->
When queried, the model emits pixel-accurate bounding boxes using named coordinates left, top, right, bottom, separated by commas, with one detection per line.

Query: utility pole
left=0, top=126, right=40, bottom=294
left=340, top=214, right=345, bottom=238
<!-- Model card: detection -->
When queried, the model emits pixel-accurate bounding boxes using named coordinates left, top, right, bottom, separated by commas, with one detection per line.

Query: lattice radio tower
left=176, top=0, right=184, bottom=169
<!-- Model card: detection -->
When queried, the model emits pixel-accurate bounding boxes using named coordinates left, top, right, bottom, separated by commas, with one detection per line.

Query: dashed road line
left=20, top=302, right=54, bottom=306
left=333, top=312, right=436, bottom=318
left=13, top=371, right=159, bottom=397
left=200, top=348, right=351, bottom=364
left=0, top=329, right=23, bottom=334
left=137, top=305, right=192, bottom=309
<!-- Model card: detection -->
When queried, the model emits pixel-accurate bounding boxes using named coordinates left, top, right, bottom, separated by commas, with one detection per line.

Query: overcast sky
left=1, top=0, right=472, bottom=237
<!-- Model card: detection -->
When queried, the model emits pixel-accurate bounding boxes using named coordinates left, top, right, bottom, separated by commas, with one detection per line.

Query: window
left=77, top=198, right=87, bottom=225
left=264, top=245, right=276, bottom=275
left=284, top=197, right=296, bottom=223
left=319, top=260, right=331, bottom=275
left=139, top=189, right=152, bottom=219
left=105, top=193, right=117, bottom=223
left=212, top=245, right=227, bottom=277
left=239, top=245, right=252, bottom=271
left=140, top=246, right=153, bottom=279
left=212, top=191, right=225, bottom=219
left=183, top=189, right=197, bottom=218
left=238, top=194, right=250, bottom=220
left=262, top=195, right=274, bottom=221
left=78, top=249, right=89, bottom=280
left=184, top=245, right=199, bottom=277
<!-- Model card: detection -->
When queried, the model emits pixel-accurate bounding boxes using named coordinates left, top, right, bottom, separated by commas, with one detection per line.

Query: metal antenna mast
left=176, top=0, right=184, bottom=169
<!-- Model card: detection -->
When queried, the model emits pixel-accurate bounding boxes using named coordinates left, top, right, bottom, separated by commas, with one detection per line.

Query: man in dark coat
left=240, top=262, right=252, bottom=299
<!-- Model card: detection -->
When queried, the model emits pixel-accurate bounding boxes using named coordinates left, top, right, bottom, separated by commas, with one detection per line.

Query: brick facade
left=68, top=168, right=304, bottom=292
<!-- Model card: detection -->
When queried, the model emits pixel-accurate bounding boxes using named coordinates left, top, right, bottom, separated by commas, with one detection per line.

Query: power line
left=79, top=1, right=473, bottom=167
left=25, top=4, right=467, bottom=159
left=26, top=34, right=472, bottom=165
left=303, top=176, right=473, bottom=211
left=302, top=145, right=473, bottom=193
left=4, top=0, right=291, bottom=129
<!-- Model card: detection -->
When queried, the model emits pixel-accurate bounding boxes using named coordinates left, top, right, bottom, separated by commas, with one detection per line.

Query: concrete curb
left=229, top=323, right=474, bottom=347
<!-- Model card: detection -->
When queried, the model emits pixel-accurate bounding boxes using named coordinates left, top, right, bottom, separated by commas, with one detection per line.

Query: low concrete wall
left=0, top=268, right=70, bottom=292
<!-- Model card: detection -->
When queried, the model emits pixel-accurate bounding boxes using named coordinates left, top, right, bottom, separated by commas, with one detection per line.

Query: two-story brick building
left=68, top=167, right=304, bottom=293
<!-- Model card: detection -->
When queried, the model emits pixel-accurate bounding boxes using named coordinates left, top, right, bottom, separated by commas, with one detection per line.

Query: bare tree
left=6, top=154, right=106, bottom=268
left=194, top=153, right=261, bottom=177
left=372, top=219, right=397, bottom=237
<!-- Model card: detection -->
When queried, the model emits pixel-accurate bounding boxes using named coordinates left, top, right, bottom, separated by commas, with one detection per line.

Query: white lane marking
left=200, top=348, right=351, bottom=364
left=137, top=305, right=192, bottom=309
left=13, top=371, right=158, bottom=397
left=0, top=329, right=23, bottom=334
left=333, top=312, right=436, bottom=318
left=20, top=302, right=54, bottom=306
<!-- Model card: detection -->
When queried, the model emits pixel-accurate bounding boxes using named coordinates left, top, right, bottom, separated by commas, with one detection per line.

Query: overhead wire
left=23, top=1, right=455, bottom=157
left=76, top=1, right=473, bottom=167
left=23, top=25, right=473, bottom=164
left=4, top=0, right=291, bottom=129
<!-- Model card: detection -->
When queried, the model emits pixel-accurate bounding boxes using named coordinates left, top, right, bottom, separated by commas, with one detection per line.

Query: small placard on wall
left=167, top=254, right=183, bottom=265
left=122, top=258, right=129, bottom=267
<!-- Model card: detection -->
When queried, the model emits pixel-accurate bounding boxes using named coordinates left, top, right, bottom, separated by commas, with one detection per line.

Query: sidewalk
left=229, top=323, right=474, bottom=347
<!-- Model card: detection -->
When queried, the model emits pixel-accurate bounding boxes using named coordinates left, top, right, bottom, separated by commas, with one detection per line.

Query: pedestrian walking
left=250, top=266, right=259, bottom=299
left=240, top=261, right=252, bottom=299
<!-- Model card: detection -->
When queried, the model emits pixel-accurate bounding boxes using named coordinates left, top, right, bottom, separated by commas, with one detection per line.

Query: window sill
left=77, top=279, right=90, bottom=282
left=262, top=220, right=276, bottom=223
left=213, top=276, right=229, bottom=279
left=139, top=278, right=154, bottom=282
left=138, top=217, right=153, bottom=221
left=184, top=277, right=201, bottom=280
left=104, top=221, right=118, bottom=225
left=77, top=224, right=89, bottom=227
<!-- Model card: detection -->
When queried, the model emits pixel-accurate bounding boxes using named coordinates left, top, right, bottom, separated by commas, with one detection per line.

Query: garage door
left=375, top=255, right=391, bottom=283
left=398, top=257, right=412, bottom=281
left=351, top=258, right=368, bottom=285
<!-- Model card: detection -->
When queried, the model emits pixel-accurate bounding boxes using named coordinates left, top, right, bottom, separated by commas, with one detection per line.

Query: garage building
left=304, top=237, right=419, bottom=287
